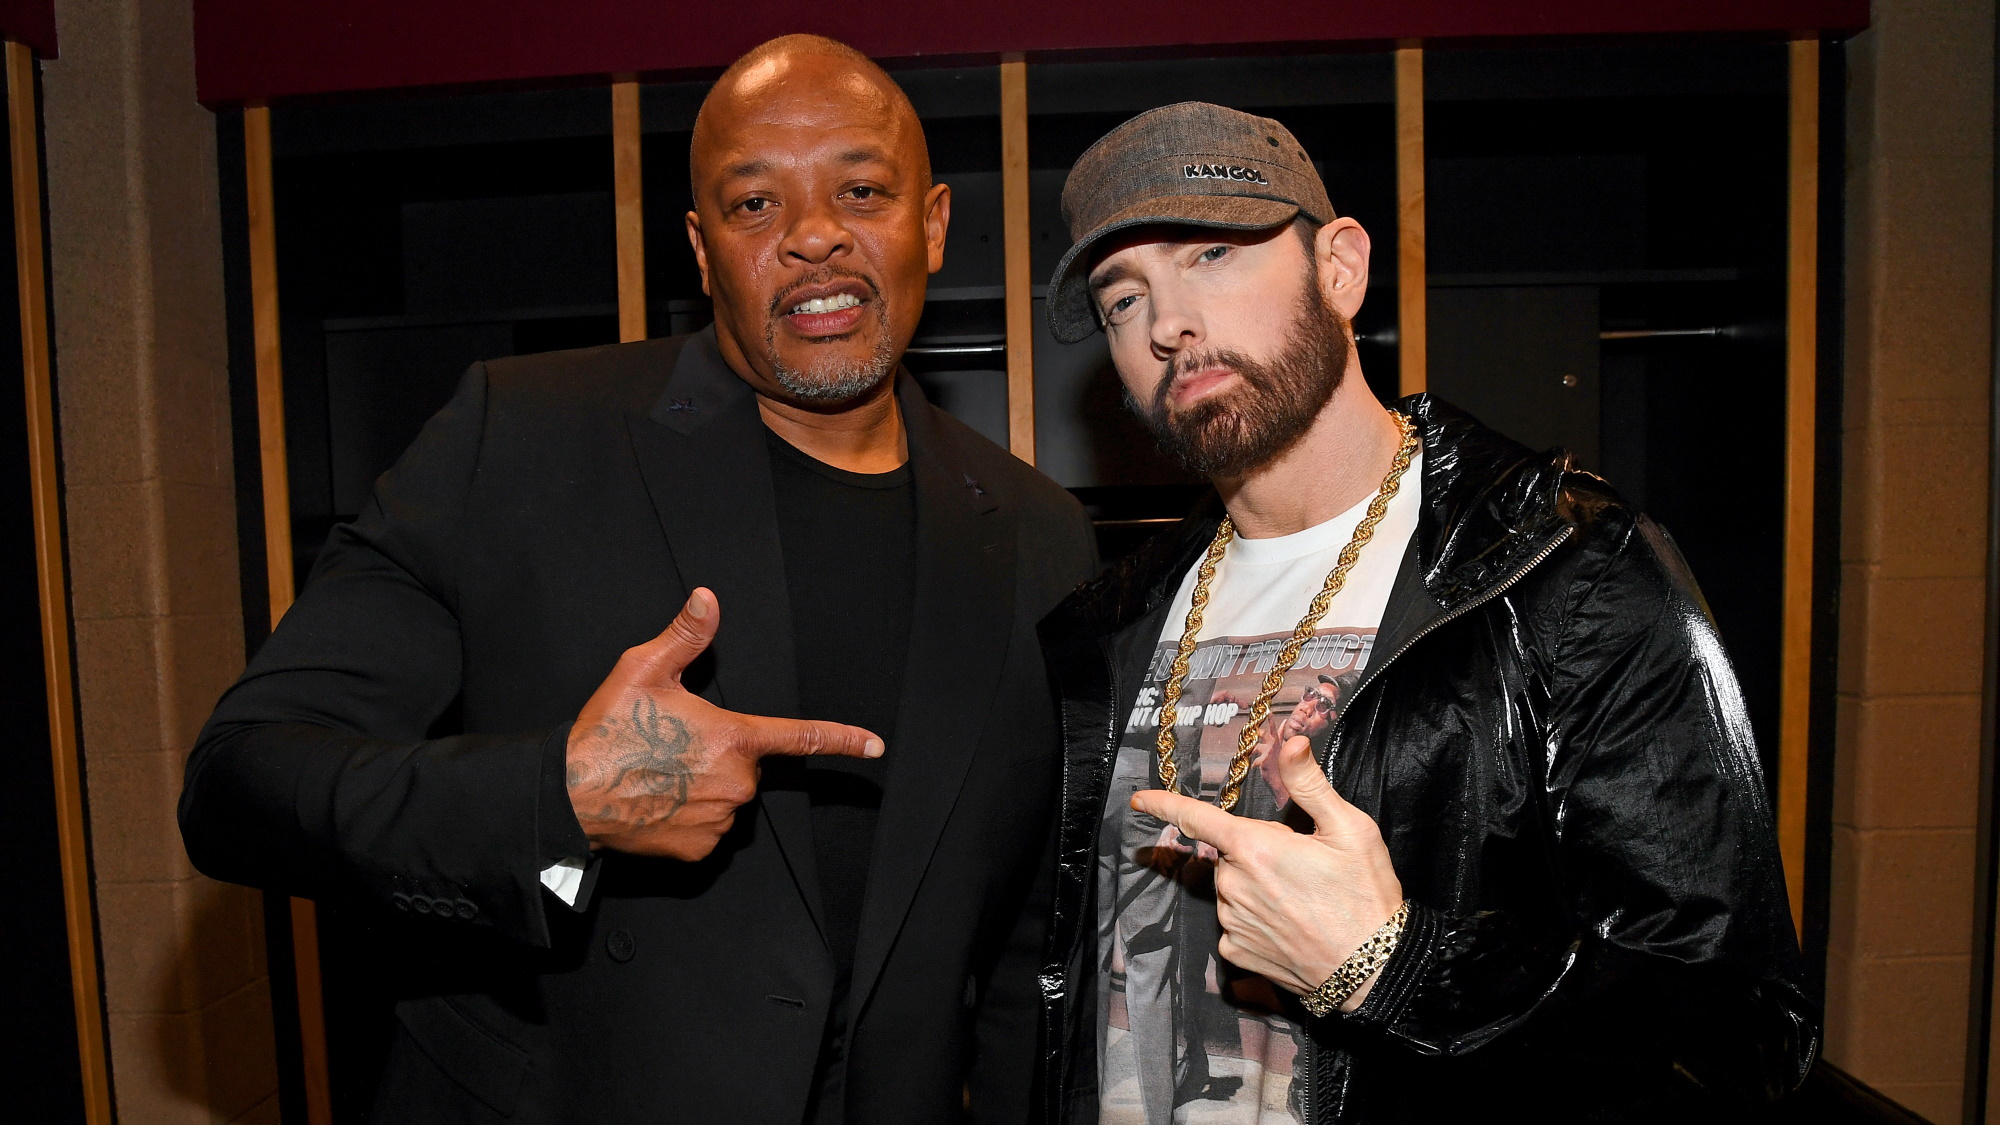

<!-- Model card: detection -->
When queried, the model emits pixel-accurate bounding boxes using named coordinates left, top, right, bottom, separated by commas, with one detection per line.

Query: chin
left=771, top=341, right=896, bottom=403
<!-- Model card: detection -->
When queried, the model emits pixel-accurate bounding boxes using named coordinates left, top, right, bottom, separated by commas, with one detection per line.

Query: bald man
left=180, top=35, right=1095, bottom=1125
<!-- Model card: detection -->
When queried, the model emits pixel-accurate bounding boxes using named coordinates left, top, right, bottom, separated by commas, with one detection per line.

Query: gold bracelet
left=1299, top=900, right=1411, bottom=1018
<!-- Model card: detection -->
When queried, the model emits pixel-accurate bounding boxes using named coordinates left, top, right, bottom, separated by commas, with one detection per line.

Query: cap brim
left=1045, top=195, right=1301, bottom=345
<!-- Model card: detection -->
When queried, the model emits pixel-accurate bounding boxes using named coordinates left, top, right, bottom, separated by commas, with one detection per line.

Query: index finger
left=737, top=713, right=884, bottom=759
left=1130, top=789, right=1249, bottom=855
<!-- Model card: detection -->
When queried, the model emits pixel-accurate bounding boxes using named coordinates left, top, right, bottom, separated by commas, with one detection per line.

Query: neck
left=1214, top=365, right=1406, bottom=539
left=756, top=377, right=909, bottom=473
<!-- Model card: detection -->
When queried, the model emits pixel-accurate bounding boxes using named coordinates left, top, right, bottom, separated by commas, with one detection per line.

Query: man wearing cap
left=1035, top=102, right=1816, bottom=1123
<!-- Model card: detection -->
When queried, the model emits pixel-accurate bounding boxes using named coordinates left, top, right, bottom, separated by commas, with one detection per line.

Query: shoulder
left=1409, top=395, right=1687, bottom=630
left=919, top=399, right=1090, bottom=529
left=478, top=335, right=688, bottom=422
left=1525, top=467, right=1714, bottom=661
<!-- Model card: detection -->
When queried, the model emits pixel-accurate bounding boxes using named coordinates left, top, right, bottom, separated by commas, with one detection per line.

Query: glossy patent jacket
left=1035, top=396, right=1818, bottom=1124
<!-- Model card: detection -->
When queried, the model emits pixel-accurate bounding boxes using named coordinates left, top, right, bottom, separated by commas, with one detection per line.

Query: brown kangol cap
left=1047, top=101, right=1335, bottom=344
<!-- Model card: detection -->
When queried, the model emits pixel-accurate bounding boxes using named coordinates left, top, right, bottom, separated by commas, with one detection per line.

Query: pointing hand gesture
left=1130, top=734, right=1403, bottom=1012
left=565, top=588, right=883, bottom=860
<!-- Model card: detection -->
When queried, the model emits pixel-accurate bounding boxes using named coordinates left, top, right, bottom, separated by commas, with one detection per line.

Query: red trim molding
left=0, top=0, right=55, bottom=58
left=194, top=0, right=1867, bottom=105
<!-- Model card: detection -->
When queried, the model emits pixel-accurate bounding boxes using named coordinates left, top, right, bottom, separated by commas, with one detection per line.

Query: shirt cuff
left=540, top=858, right=586, bottom=906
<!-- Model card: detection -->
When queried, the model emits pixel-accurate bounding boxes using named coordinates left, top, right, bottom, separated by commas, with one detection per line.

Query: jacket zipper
left=1297, top=525, right=1571, bottom=1124
left=1327, top=526, right=1573, bottom=765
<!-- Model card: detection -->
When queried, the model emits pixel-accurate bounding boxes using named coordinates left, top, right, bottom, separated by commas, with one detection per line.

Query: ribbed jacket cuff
left=1344, top=899, right=1443, bottom=1029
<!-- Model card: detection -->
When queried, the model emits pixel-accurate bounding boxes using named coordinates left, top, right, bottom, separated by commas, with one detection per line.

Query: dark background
left=0, top=65, right=89, bottom=1124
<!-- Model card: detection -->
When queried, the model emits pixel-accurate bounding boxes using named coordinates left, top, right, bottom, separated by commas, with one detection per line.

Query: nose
left=776, top=194, right=854, bottom=267
left=1147, top=277, right=1203, bottom=361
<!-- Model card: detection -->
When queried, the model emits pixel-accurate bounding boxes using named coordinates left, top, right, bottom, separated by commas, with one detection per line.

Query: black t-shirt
left=765, top=428, right=916, bottom=1121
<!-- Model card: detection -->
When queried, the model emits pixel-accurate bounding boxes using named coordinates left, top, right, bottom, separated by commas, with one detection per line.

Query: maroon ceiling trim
left=0, top=0, right=56, bottom=58
left=193, top=0, right=1868, bottom=106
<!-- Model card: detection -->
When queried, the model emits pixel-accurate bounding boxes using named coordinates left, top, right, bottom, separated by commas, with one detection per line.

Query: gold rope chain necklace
left=1155, top=411, right=1420, bottom=812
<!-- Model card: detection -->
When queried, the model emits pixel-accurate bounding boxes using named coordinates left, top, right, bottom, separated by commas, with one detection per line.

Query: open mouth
left=774, top=277, right=876, bottom=339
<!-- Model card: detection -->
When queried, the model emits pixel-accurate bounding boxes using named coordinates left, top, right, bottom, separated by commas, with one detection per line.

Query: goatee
left=1138, top=271, right=1353, bottom=479
left=764, top=267, right=898, bottom=402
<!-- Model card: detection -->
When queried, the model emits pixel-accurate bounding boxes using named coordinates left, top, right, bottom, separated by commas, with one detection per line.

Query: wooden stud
left=1778, top=38, right=1819, bottom=938
left=1000, top=55, right=1035, bottom=464
left=244, top=107, right=293, bottom=628
left=244, top=102, right=335, bottom=1125
left=612, top=76, right=646, bottom=342
left=8, top=38, right=114, bottom=1125
left=1394, top=45, right=1427, bottom=398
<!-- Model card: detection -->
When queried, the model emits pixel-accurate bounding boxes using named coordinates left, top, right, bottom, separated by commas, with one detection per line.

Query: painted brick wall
left=1829, top=2, right=1996, bottom=1121
left=39, top=0, right=275, bottom=1120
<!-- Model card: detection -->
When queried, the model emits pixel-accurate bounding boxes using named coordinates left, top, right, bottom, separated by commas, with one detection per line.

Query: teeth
left=789, top=293, right=862, bottom=315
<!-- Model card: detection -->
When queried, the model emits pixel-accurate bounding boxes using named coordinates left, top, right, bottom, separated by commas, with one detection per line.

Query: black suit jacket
left=180, top=328, right=1098, bottom=1124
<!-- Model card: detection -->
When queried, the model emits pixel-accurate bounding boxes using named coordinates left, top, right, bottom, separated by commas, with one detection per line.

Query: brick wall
left=1828, top=2, right=1996, bottom=1121
left=39, top=0, right=276, bottom=1120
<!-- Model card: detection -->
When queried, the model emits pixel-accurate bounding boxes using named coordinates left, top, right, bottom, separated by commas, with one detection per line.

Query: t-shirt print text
left=1125, top=630, right=1376, bottom=735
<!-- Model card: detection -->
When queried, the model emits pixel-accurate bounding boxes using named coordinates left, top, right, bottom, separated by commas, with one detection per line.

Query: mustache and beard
left=1136, top=255, right=1353, bottom=479
left=763, top=267, right=898, bottom=402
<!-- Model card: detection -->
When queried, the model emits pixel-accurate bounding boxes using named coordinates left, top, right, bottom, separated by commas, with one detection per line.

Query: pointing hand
left=565, top=588, right=882, bottom=860
left=1130, top=734, right=1402, bottom=1011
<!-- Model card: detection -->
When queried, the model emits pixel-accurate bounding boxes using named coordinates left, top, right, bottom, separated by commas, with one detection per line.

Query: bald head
left=682, top=35, right=950, bottom=411
left=692, top=35, right=929, bottom=197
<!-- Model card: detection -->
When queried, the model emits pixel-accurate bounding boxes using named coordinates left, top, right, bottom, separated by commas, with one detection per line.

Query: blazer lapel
left=623, top=328, right=824, bottom=929
left=847, top=376, right=1016, bottom=1016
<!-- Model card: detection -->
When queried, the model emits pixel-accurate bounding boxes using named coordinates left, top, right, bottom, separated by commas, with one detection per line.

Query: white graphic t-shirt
left=1096, top=452, right=1421, bottom=1125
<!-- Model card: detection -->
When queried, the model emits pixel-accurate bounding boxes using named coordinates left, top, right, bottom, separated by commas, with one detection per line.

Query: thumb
left=630, top=588, right=720, bottom=685
left=1277, top=734, right=1353, bottom=831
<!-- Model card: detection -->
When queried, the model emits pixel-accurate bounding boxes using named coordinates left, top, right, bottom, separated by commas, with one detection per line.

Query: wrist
left=1299, top=899, right=1410, bottom=1018
left=543, top=723, right=593, bottom=858
left=1337, top=966, right=1383, bottom=1013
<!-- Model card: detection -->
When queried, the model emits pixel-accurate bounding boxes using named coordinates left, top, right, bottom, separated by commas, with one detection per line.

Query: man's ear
left=924, top=182, right=952, bottom=275
left=685, top=210, right=711, bottom=297
left=1315, top=217, right=1370, bottom=322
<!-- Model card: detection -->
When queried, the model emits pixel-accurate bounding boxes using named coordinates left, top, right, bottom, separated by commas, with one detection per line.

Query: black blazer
left=180, top=329, right=1098, bottom=1124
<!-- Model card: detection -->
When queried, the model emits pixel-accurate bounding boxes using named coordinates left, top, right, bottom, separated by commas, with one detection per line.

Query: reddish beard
left=1139, top=267, right=1353, bottom=478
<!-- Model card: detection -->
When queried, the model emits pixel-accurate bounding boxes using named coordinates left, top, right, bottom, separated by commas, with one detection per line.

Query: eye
left=739, top=197, right=772, bottom=214
left=1199, top=245, right=1230, bottom=263
left=1101, top=292, right=1142, bottom=326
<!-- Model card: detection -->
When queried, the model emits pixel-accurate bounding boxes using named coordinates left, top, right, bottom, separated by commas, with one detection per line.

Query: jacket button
left=391, top=893, right=411, bottom=912
left=606, top=929, right=636, bottom=962
left=454, top=899, right=478, bottom=920
left=411, top=895, right=433, bottom=915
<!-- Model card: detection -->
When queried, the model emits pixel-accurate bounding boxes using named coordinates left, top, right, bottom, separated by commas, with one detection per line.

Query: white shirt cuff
left=540, top=858, right=585, bottom=906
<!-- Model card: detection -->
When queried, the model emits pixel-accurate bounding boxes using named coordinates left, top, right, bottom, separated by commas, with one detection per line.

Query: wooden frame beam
left=1778, top=38, right=1819, bottom=938
left=8, top=38, right=114, bottom=1125
left=244, top=102, right=335, bottom=1125
left=612, top=75, right=645, bottom=343
left=1394, top=45, right=1427, bottom=398
left=1000, top=55, right=1035, bottom=464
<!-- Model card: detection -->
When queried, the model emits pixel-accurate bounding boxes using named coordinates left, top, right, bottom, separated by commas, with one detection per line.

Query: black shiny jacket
left=1035, top=396, right=1818, bottom=1123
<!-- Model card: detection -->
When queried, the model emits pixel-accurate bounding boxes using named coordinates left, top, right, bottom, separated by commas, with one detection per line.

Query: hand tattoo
left=571, top=696, right=696, bottom=831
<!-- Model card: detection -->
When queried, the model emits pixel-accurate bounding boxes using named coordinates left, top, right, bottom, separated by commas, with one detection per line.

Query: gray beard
left=763, top=278, right=898, bottom=402
left=768, top=332, right=897, bottom=401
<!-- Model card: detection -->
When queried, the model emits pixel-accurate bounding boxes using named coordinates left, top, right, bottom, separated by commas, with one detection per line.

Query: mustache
left=1152, top=348, right=1268, bottom=415
left=765, top=267, right=884, bottom=320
